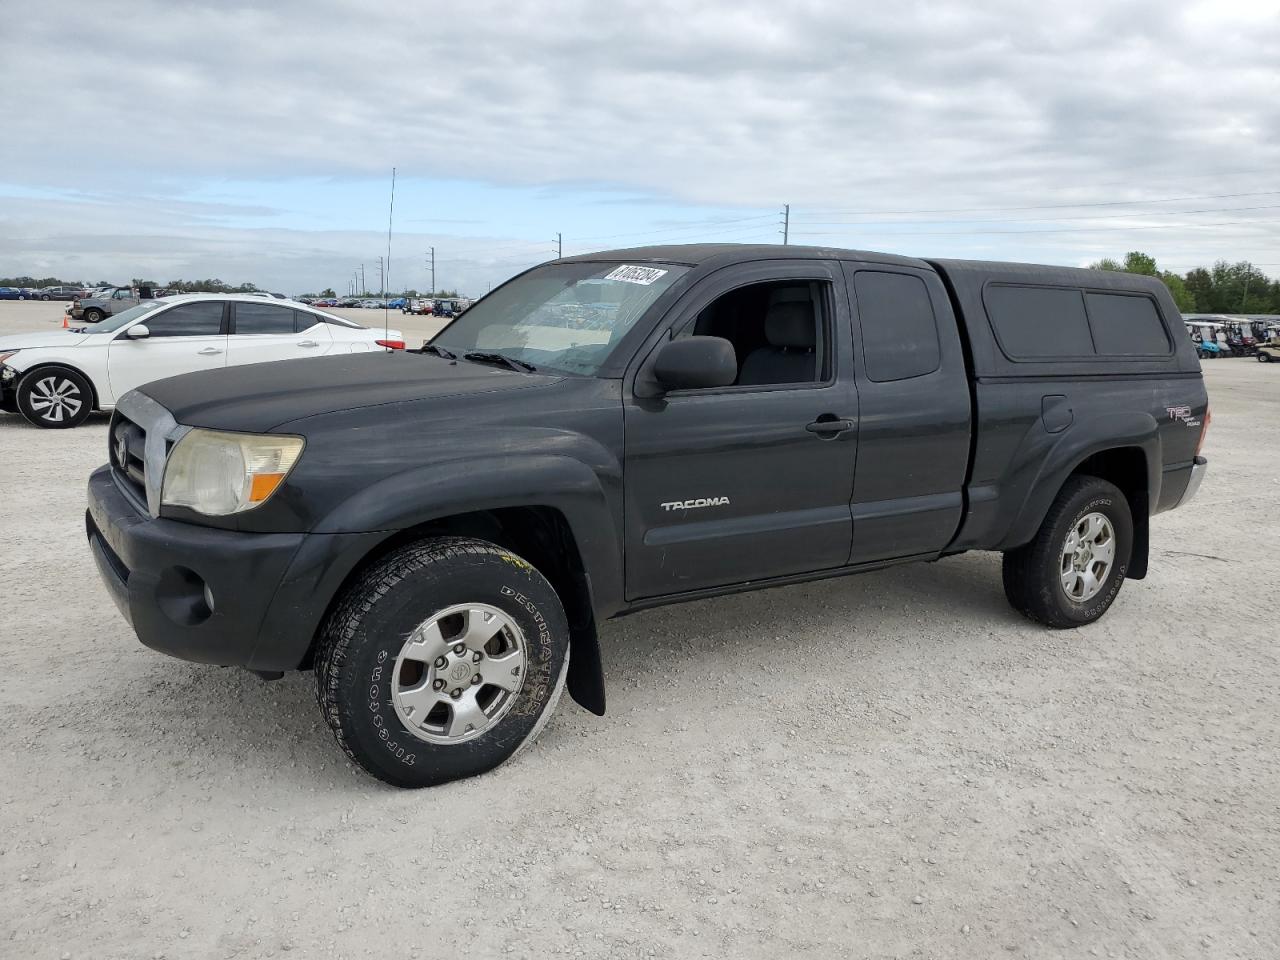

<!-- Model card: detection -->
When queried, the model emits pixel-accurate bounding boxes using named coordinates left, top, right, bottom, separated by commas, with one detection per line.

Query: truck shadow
left=113, top=551, right=1020, bottom=791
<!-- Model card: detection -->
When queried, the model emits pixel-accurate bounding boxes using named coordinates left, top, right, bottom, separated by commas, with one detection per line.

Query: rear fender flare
left=1001, top=412, right=1161, bottom=550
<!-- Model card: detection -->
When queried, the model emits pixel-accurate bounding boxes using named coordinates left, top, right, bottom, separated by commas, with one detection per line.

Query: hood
left=138, top=351, right=564, bottom=433
left=0, top=330, right=92, bottom=351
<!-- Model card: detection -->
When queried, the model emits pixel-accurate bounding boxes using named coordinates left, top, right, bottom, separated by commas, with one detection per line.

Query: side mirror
left=126, top=324, right=150, bottom=340
left=651, top=336, right=738, bottom=392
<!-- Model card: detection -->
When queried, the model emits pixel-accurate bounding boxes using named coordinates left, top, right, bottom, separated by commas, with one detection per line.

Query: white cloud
left=2, top=0, right=1278, bottom=289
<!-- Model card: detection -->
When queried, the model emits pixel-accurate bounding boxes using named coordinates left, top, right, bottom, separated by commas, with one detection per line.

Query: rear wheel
left=315, top=537, right=570, bottom=787
left=1259, top=353, right=1271, bottom=363
left=1002, top=476, right=1133, bottom=628
left=17, top=366, right=94, bottom=428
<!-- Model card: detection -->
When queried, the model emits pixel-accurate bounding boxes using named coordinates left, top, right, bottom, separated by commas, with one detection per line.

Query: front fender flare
left=315, top=453, right=623, bottom=616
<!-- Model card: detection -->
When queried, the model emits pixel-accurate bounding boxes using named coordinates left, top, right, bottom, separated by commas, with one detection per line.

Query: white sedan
left=0, top=294, right=405, bottom=428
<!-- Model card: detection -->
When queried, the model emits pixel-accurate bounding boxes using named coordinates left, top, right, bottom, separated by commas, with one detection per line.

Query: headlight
left=0, top=351, right=19, bottom=365
left=161, top=428, right=304, bottom=516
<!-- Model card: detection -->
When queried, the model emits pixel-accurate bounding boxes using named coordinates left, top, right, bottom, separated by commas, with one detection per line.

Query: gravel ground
left=1, top=300, right=1277, bottom=959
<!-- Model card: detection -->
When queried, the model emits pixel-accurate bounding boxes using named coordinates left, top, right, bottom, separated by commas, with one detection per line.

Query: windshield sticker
left=605, top=265, right=669, bottom=286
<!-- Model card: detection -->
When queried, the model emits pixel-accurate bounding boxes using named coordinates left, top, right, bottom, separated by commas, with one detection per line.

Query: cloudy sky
left=2, top=0, right=1278, bottom=295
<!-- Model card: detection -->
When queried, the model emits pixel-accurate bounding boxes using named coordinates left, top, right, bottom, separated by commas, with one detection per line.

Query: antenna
left=384, top=167, right=396, bottom=344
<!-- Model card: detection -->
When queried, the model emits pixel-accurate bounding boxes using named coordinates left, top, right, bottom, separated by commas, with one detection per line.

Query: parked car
left=36, top=285, right=85, bottom=301
left=0, top=287, right=26, bottom=300
left=0, top=294, right=404, bottom=428
left=68, top=287, right=144, bottom=322
left=1257, top=336, right=1280, bottom=363
left=83, top=245, right=1209, bottom=788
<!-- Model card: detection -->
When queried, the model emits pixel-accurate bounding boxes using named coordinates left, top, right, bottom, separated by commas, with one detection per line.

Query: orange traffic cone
left=62, top=316, right=69, bottom=328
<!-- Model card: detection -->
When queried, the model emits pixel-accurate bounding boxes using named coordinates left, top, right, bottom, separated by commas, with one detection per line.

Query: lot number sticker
left=605, top=264, right=669, bottom=285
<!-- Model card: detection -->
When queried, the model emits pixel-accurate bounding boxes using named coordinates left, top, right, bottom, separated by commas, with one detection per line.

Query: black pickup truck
left=86, top=244, right=1210, bottom=787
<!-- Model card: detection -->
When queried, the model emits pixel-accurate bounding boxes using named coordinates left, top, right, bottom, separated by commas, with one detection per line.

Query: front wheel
left=1002, top=476, right=1133, bottom=628
left=83, top=308, right=104, bottom=323
left=17, top=366, right=94, bottom=428
left=1259, top=353, right=1271, bottom=363
left=315, top=537, right=570, bottom=787
left=40, top=294, right=51, bottom=301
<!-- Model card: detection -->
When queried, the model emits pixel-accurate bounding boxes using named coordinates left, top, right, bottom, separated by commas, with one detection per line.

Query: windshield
left=82, top=300, right=166, bottom=333
left=430, top=261, right=688, bottom=375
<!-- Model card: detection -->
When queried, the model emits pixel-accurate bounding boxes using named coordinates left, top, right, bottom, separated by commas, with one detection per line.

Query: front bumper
left=86, top=465, right=383, bottom=671
left=0, top=363, right=16, bottom=410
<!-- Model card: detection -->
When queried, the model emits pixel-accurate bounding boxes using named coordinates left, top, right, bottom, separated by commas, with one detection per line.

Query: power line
left=802, top=190, right=1280, bottom=219
left=570, top=213, right=776, bottom=245
left=791, top=218, right=1280, bottom=239
left=793, top=202, right=1280, bottom=229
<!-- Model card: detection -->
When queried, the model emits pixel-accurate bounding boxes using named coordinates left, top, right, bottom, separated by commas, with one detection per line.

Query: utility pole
left=428, top=247, right=435, bottom=296
left=376, top=256, right=385, bottom=298
left=557, top=232, right=562, bottom=259
left=781, top=204, right=790, bottom=245
left=360, top=263, right=366, bottom=296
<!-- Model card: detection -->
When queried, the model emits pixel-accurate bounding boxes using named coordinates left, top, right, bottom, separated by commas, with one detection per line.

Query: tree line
left=1089, top=252, right=1279, bottom=315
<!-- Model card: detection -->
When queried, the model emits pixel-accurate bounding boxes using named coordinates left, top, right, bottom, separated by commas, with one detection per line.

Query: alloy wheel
left=1060, top=512, right=1116, bottom=602
left=391, top=603, right=527, bottom=744
left=28, top=376, right=83, bottom=423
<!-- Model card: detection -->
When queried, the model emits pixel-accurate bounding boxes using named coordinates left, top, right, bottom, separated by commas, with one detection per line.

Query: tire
left=83, top=308, right=104, bottom=323
left=1002, top=476, right=1133, bottom=629
left=17, top=294, right=25, bottom=301
left=1260, top=353, right=1271, bottom=363
left=16, top=366, right=94, bottom=428
left=40, top=294, right=51, bottom=301
left=315, top=537, right=570, bottom=787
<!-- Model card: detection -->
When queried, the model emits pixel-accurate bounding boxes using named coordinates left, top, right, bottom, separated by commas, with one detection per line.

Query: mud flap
left=567, top=620, right=606, bottom=716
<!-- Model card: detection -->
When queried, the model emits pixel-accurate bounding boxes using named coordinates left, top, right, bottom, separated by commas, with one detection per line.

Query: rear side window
left=145, top=302, right=224, bottom=337
left=1085, top=293, right=1170, bottom=355
left=854, top=271, right=941, bottom=381
left=985, top=285, right=1094, bottom=359
left=235, top=302, right=296, bottom=334
left=294, top=310, right=323, bottom=332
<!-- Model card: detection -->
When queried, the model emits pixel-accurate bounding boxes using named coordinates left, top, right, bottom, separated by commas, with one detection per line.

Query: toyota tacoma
left=85, top=244, right=1210, bottom=787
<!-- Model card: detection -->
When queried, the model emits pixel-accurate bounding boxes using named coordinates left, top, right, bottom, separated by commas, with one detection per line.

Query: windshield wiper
left=420, top=343, right=456, bottom=359
left=463, top=351, right=536, bottom=372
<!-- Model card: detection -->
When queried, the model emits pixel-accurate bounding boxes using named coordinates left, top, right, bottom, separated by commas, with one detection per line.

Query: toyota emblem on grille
left=114, top=430, right=129, bottom=468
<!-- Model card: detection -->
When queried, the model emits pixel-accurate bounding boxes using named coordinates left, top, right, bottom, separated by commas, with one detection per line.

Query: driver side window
left=674, top=280, right=829, bottom=387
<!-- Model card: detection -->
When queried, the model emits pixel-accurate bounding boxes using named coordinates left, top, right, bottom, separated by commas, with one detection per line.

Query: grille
left=110, top=412, right=148, bottom=504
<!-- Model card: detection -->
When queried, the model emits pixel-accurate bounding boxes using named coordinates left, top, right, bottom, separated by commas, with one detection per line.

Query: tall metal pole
left=384, top=166, right=395, bottom=337
left=430, top=246, right=436, bottom=296
left=557, top=232, right=562, bottom=259
left=782, top=204, right=790, bottom=245
left=360, top=263, right=366, bottom=296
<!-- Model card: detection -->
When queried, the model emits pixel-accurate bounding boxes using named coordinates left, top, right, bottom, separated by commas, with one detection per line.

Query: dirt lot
left=1, top=299, right=1277, bottom=959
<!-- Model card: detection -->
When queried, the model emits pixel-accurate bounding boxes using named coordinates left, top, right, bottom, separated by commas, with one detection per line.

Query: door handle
left=197, top=347, right=223, bottom=355
left=806, top=416, right=855, bottom=437
left=297, top=340, right=319, bottom=348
